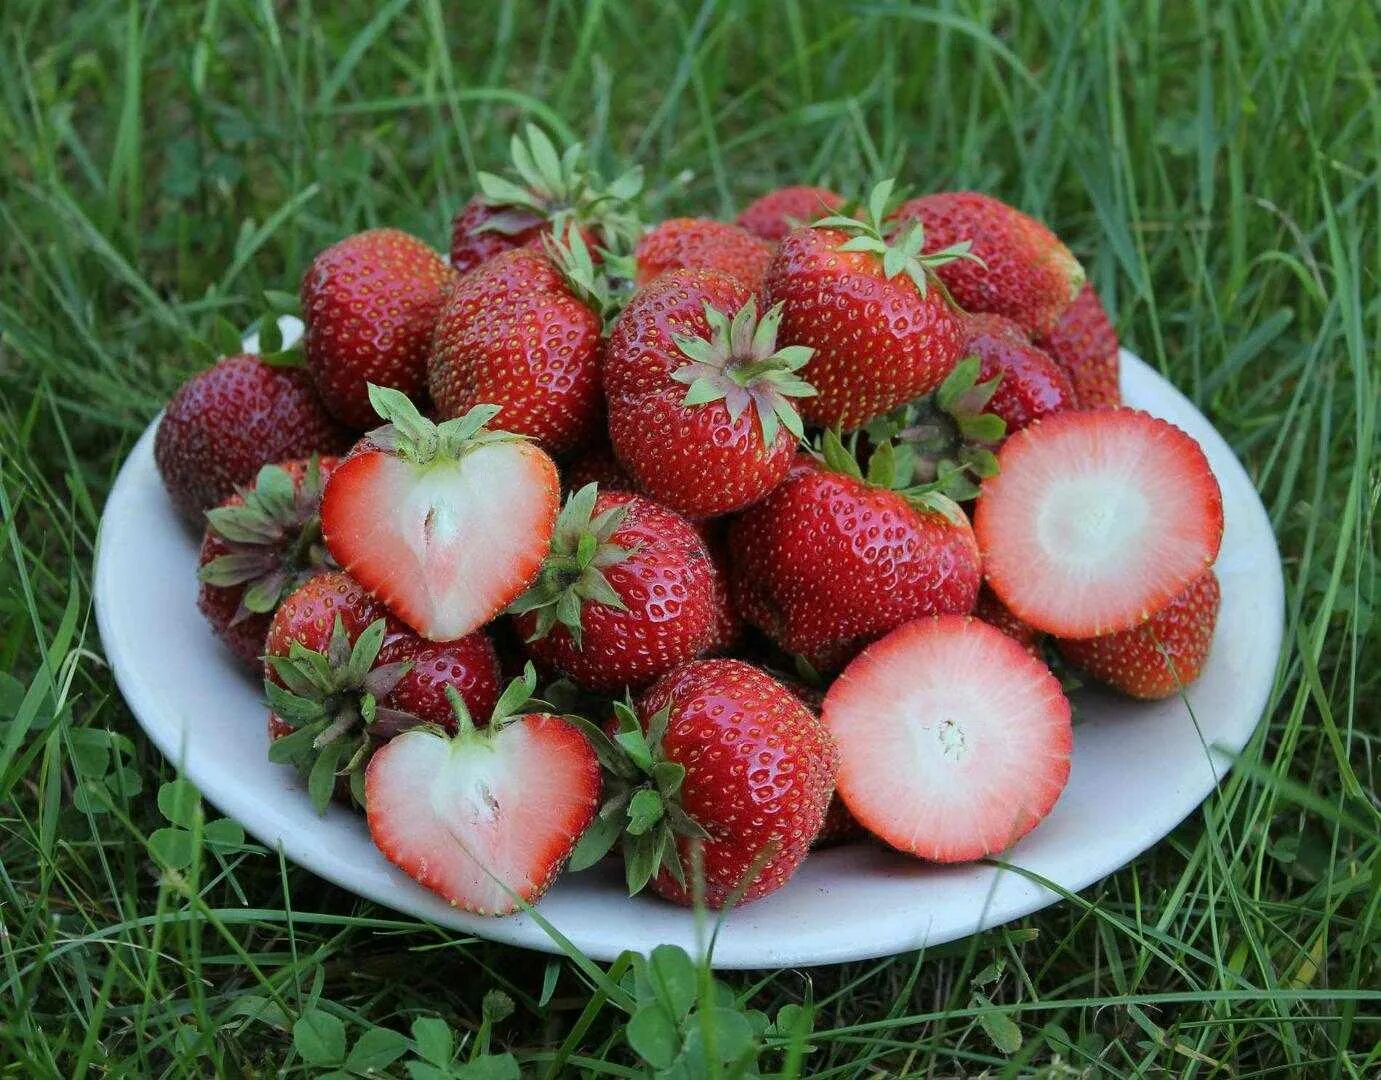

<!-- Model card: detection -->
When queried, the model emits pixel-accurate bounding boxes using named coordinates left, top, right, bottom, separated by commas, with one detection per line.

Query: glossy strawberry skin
left=1034, top=283, right=1121, bottom=409
left=763, top=227, right=966, bottom=429
left=514, top=493, right=717, bottom=693
left=736, top=186, right=844, bottom=243
left=694, top=520, right=744, bottom=656
left=635, top=219, right=774, bottom=291
left=300, top=229, right=456, bottom=429
left=962, top=313, right=1078, bottom=433
left=448, top=197, right=600, bottom=275
left=155, top=355, right=349, bottom=522
left=562, top=442, right=634, bottom=495
left=604, top=269, right=798, bottom=518
left=779, top=678, right=862, bottom=847
left=428, top=248, right=604, bottom=456
left=1058, top=570, right=1220, bottom=699
left=891, top=192, right=1083, bottom=336
left=729, top=456, right=982, bottom=671
left=637, top=659, right=837, bottom=908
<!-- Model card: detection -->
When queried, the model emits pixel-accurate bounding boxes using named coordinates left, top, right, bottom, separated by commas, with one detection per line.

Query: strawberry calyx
left=507, top=483, right=634, bottom=647
left=566, top=698, right=711, bottom=895
left=441, top=663, right=552, bottom=741
left=265, top=616, right=416, bottom=812
left=669, top=296, right=816, bottom=450
left=198, top=457, right=336, bottom=622
left=541, top=226, right=629, bottom=328
left=362, top=384, right=522, bottom=465
left=814, top=427, right=968, bottom=525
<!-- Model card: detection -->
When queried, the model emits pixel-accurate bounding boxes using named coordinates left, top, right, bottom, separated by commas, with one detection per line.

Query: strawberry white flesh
left=974, top=409, right=1223, bottom=639
left=824, top=616, right=1072, bottom=863
left=365, top=715, right=600, bottom=914
left=323, top=442, right=558, bottom=640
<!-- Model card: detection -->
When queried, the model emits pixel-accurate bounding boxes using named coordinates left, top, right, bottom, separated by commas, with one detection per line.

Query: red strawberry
left=729, top=444, right=981, bottom=672
left=694, top=520, right=744, bottom=656
left=155, top=354, right=349, bottom=520
left=890, top=191, right=1084, bottom=336
left=974, top=409, right=1224, bottom=638
left=1034, top=283, right=1121, bottom=409
left=562, top=442, right=634, bottom=495
left=449, top=125, right=642, bottom=274
left=1058, top=569, right=1220, bottom=699
left=778, top=677, right=863, bottom=847
left=366, top=668, right=600, bottom=914
left=604, top=270, right=816, bottom=518
left=825, top=616, right=1072, bottom=862
left=763, top=180, right=969, bottom=429
left=263, top=571, right=501, bottom=809
left=962, top=313, right=1077, bottom=431
left=571, top=659, right=837, bottom=907
left=510, top=485, right=716, bottom=692
left=634, top=218, right=774, bottom=291
left=321, top=387, right=559, bottom=641
left=974, top=586, right=1044, bottom=658
left=428, top=236, right=607, bottom=456
left=300, top=228, right=457, bottom=428
left=736, top=185, right=844, bottom=243
left=197, top=456, right=340, bottom=668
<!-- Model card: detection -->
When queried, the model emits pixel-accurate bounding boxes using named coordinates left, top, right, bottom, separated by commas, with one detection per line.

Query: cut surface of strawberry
left=974, top=408, right=1223, bottom=639
left=824, top=616, right=1072, bottom=862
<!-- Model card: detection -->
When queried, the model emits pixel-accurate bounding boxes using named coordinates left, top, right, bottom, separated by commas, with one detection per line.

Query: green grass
left=1, top=0, right=1378, bottom=1074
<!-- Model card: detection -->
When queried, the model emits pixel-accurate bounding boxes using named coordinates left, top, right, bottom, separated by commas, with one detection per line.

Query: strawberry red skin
left=449, top=197, right=544, bottom=274
left=736, top=186, right=843, bottom=243
left=729, top=456, right=982, bottom=671
left=891, top=192, right=1083, bottom=336
left=562, top=442, right=634, bottom=495
left=1034, top=283, right=1121, bottom=409
left=514, top=493, right=717, bottom=693
left=974, top=586, right=1044, bottom=658
left=1058, top=570, right=1220, bottom=699
left=764, top=227, right=966, bottom=429
left=605, top=269, right=799, bottom=518
left=637, top=659, right=837, bottom=908
left=635, top=218, right=774, bottom=291
left=155, top=355, right=349, bottom=521
left=963, top=313, right=1078, bottom=433
left=301, top=229, right=456, bottom=429
left=694, top=520, right=744, bottom=656
left=779, top=678, right=862, bottom=846
left=429, top=248, right=604, bottom=455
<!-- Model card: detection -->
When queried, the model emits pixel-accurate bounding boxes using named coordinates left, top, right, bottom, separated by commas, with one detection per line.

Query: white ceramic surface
left=94, top=350, right=1284, bottom=969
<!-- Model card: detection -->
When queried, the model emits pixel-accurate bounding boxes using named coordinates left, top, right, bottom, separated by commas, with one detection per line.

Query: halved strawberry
left=824, top=616, right=1072, bottom=862
left=321, top=386, right=559, bottom=640
left=365, top=670, right=600, bottom=915
left=974, top=409, right=1223, bottom=639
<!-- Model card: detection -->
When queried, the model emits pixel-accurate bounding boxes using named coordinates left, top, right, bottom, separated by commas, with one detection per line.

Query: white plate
left=94, top=351, right=1284, bottom=969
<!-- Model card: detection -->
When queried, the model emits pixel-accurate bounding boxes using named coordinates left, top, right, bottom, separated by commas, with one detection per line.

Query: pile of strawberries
left=154, top=127, right=1224, bottom=916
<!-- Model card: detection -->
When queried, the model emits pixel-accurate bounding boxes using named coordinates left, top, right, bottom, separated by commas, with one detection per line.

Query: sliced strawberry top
left=736, top=185, right=844, bottom=243
left=975, top=409, right=1224, bottom=639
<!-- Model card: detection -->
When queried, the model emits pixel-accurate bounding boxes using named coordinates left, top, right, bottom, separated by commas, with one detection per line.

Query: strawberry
left=779, top=677, right=863, bottom=847
left=890, top=191, right=1084, bottom=336
left=763, top=180, right=970, bottom=429
left=366, top=667, right=600, bottom=914
left=449, top=125, right=642, bottom=274
left=509, top=485, right=717, bottom=692
left=263, top=571, right=501, bottom=810
left=974, top=409, right=1224, bottom=638
left=570, top=659, right=837, bottom=907
left=729, top=440, right=981, bottom=672
left=973, top=586, right=1044, bottom=658
left=736, top=185, right=844, bottom=243
left=155, top=354, right=349, bottom=520
left=825, top=615, right=1073, bottom=861
left=694, top=520, right=744, bottom=656
left=428, top=234, right=609, bottom=456
left=634, top=218, right=774, bottom=291
left=321, top=387, right=559, bottom=640
left=1034, top=283, right=1121, bottom=409
left=197, top=456, right=339, bottom=668
left=300, top=228, right=457, bottom=428
left=1057, top=569, right=1220, bottom=699
left=562, top=441, right=634, bottom=495
left=962, top=313, right=1077, bottom=429
left=604, top=270, right=816, bottom=518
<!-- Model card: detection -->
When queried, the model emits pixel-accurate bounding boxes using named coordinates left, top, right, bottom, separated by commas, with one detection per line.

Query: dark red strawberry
left=974, top=586, right=1044, bottom=658
left=779, top=677, right=863, bottom=847
left=825, top=616, right=1072, bottom=862
left=604, top=270, right=816, bottom=519
left=963, top=313, right=1077, bottom=429
left=1034, top=283, right=1121, bottom=409
left=736, top=185, right=844, bottom=243
left=300, top=228, right=456, bottom=428
left=321, top=388, right=559, bottom=641
left=890, top=191, right=1084, bottom=336
left=694, top=520, right=744, bottom=656
left=634, top=218, right=774, bottom=291
left=155, top=354, right=349, bottom=520
left=764, top=180, right=969, bottom=429
left=1058, top=569, right=1220, bottom=699
left=510, top=485, right=716, bottom=692
left=562, top=442, right=634, bottom=494
left=197, top=456, right=340, bottom=668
